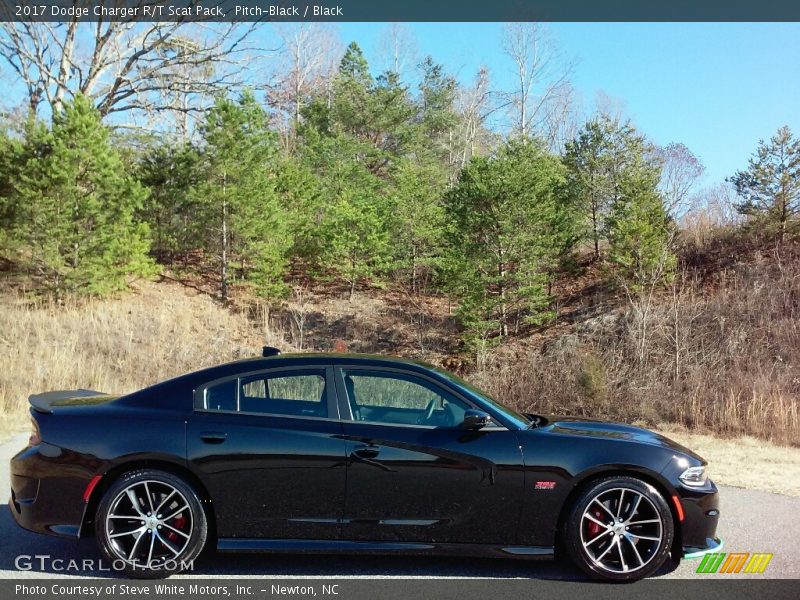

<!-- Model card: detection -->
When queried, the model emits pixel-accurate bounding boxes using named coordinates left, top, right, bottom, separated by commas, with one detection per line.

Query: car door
left=335, top=366, right=525, bottom=545
left=186, top=365, right=347, bottom=540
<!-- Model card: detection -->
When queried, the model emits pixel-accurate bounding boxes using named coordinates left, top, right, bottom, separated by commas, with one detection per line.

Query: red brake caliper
left=587, top=509, right=604, bottom=537
left=167, top=514, right=186, bottom=543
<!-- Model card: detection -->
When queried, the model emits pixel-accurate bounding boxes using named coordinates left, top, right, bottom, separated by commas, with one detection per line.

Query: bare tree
left=657, top=142, right=705, bottom=218
left=594, top=90, right=628, bottom=122
left=453, top=66, right=495, bottom=172
left=616, top=229, right=677, bottom=365
left=680, top=183, right=742, bottom=245
left=542, top=81, right=580, bottom=150
left=499, top=22, right=575, bottom=143
left=0, top=10, right=264, bottom=128
left=267, top=23, right=341, bottom=151
left=376, top=23, right=418, bottom=79
left=287, top=285, right=311, bottom=351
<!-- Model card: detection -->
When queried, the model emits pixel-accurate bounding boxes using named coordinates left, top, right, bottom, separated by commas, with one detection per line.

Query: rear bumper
left=9, top=444, right=85, bottom=538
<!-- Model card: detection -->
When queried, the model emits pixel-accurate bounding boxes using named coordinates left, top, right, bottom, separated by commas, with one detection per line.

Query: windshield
left=434, top=369, right=532, bottom=429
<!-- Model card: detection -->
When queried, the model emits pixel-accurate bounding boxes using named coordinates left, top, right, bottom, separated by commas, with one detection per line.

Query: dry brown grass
left=472, top=241, right=800, bottom=446
left=0, top=281, right=290, bottom=437
left=0, top=277, right=462, bottom=439
left=2, top=233, right=799, bottom=452
left=657, top=426, right=800, bottom=496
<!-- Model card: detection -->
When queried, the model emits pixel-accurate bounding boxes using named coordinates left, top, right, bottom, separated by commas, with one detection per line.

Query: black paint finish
left=8, top=352, right=720, bottom=564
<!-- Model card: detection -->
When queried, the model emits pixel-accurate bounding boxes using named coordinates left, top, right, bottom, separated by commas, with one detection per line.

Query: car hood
left=537, top=415, right=704, bottom=462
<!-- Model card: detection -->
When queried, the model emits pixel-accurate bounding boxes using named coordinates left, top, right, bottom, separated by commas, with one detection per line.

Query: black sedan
left=9, top=349, right=721, bottom=580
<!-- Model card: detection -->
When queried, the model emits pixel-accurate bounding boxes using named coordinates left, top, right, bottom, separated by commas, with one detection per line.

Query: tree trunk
left=349, top=254, right=356, bottom=300
left=498, top=256, right=508, bottom=337
left=592, top=197, right=600, bottom=260
left=221, top=172, right=229, bottom=303
left=410, top=244, right=417, bottom=295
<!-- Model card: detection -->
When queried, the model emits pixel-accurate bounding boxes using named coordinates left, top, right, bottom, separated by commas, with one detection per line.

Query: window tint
left=205, top=379, right=237, bottom=412
left=342, top=370, right=470, bottom=427
left=204, top=370, right=328, bottom=418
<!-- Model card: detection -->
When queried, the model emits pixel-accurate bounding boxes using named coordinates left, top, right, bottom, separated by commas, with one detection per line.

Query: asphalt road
left=1, top=432, right=798, bottom=580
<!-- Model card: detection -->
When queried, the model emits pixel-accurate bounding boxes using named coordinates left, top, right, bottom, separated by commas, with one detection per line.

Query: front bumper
left=676, top=479, right=721, bottom=555
left=684, top=536, right=724, bottom=559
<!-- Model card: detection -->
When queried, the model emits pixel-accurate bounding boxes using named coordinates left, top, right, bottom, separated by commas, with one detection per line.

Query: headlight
left=679, top=465, right=708, bottom=487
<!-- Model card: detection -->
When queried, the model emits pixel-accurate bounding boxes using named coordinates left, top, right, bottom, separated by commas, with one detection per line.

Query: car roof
left=118, top=352, right=447, bottom=411
left=221, top=352, right=439, bottom=371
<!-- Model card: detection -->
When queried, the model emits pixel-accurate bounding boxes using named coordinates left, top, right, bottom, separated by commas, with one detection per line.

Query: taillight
left=29, top=418, right=41, bottom=446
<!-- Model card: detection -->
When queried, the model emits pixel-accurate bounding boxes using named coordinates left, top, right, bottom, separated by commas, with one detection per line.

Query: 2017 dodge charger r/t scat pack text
left=9, top=349, right=721, bottom=580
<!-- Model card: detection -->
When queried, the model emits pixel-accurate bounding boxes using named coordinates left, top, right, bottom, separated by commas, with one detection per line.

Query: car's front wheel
left=563, top=476, right=674, bottom=581
left=95, top=469, right=208, bottom=578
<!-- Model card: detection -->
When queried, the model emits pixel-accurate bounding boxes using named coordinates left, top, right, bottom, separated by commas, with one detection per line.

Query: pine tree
left=301, top=132, right=389, bottom=298
left=603, top=127, right=675, bottom=363
left=10, top=96, right=155, bottom=296
left=729, top=125, right=800, bottom=243
left=138, top=142, right=202, bottom=264
left=331, top=42, right=373, bottom=140
left=193, top=91, right=290, bottom=300
left=0, top=128, right=23, bottom=254
left=564, top=117, right=617, bottom=260
left=605, top=155, right=674, bottom=292
left=418, top=56, right=459, bottom=165
left=387, top=159, right=447, bottom=294
left=445, top=139, right=571, bottom=349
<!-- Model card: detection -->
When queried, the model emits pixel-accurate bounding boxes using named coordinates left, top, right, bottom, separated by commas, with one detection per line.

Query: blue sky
left=337, top=22, right=800, bottom=185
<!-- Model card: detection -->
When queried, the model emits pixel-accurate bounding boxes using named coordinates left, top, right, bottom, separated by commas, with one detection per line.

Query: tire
left=95, top=469, right=208, bottom=579
left=562, top=476, right=674, bottom=581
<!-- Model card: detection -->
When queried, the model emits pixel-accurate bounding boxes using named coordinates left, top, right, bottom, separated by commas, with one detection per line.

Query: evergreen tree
left=330, top=42, right=373, bottom=140
left=564, top=117, right=617, bottom=260
left=9, top=96, right=155, bottom=296
left=274, top=156, right=325, bottom=276
left=297, top=42, right=413, bottom=296
left=603, top=125, right=675, bottom=363
left=387, top=159, right=448, bottom=294
left=0, top=128, right=23, bottom=254
left=729, top=125, right=800, bottom=242
left=300, top=131, right=389, bottom=298
left=138, top=142, right=202, bottom=264
left=193, top=91, right=290, bottom=300
left=417, top=56, right=459, bottom=164
left=605, top=149, right=674, bottom=293
left=445, top=139, right=571, bottom=349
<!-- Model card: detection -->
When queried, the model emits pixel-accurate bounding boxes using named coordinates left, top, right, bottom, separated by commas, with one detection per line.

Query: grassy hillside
left=1, top=233, right=798, bottom=447
left=0, top=281, right=288, bottom=434
left=473, top=234, right=800, bottom=446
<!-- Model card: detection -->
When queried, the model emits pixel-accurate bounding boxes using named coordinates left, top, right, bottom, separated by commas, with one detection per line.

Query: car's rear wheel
left=95, top=469, right=207, bottom=578
left=563, top=476, right=674, bottom=581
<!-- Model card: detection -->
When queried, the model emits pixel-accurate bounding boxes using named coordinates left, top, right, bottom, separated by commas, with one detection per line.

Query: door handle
left=351, top=444, right=380, bottom=459
left=200, top=431, right=227, bottom=444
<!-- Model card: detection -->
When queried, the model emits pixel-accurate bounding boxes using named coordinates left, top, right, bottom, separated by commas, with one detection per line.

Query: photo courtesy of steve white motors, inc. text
left=14, top=583, right=340, bottom=597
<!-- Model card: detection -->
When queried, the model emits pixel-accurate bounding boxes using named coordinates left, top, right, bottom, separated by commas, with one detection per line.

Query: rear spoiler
left=29, top=389, right=108, bottom=414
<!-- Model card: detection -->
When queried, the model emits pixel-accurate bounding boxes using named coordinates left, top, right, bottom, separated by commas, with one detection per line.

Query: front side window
left=204, top=370, right=328, bottom=418
left=341, top=369, right=470, bottom=427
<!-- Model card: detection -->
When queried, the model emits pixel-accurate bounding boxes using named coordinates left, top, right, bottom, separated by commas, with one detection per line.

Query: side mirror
left=461, top=409, right=492, bottom=430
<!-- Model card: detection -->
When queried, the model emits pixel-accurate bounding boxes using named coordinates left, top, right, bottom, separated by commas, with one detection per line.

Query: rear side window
left=203, top=370, right=328, bottom=418
left=205, top=379, right=237, bottom=412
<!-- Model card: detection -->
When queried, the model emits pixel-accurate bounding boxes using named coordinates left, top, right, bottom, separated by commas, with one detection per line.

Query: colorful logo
left=696, top=552, right=773, bottom=574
